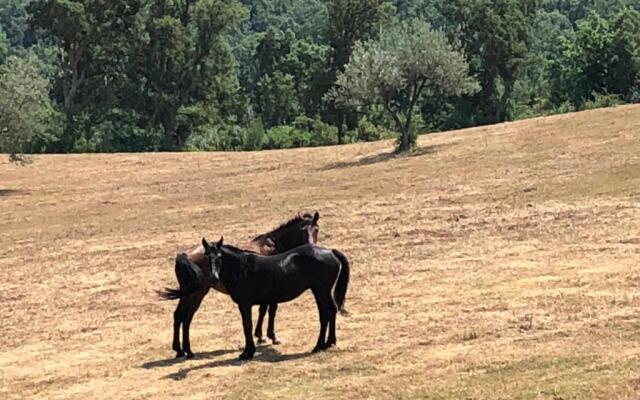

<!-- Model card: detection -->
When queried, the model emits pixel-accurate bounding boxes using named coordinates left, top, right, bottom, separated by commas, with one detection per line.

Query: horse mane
left=251, top=213, right=313, bottom=243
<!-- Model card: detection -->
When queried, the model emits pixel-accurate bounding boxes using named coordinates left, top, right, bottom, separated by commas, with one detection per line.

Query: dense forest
left=1, top=0, right=639, bottom=158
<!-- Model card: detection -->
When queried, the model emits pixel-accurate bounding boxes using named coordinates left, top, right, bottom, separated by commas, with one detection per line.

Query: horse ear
left=202, top=238, right=210, bottom=252
left=313, top=211, right=319, bottom=224
left=217, top=236, right=224, bottom=249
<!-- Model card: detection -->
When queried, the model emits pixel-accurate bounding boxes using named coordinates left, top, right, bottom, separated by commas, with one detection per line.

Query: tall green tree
left=133, top=0, right=246, bottom=149
left=444, top=0, right=540, bottom=123
left=252, top=27, right=329, bottom=127
left=332, top=20, right=478, bottom=152
left=28, top=0, right=90, bottom=114
left=28, top=0, right=148, bottom=151
left=324, top=0, right=393, bottom=143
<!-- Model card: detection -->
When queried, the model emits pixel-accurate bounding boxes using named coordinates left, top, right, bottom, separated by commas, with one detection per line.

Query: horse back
left=231, top=245, right=341, bottom=304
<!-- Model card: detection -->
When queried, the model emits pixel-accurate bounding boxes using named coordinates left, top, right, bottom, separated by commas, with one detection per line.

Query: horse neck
left=220, top=246, right=249, bottom=273
left=269, top=225, right=306, bottom=253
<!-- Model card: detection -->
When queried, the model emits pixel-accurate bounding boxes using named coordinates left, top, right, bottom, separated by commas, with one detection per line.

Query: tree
left=28, top=0, right=91, bottom=114
left=324, top=0, right=393, bottom=143
left=133, top=0, right=246, bottom=149
left=608, top=9, right=640, bottom=100
left=332, top=20, right=478, bottom=152
left=551, top=10, right=640, bottom=106
left=27, top=0, right=150, bottom=151
left=0, top=54, right=57, bottom=162
left=443, top=0, right=540, bottom=123
left=251, top=27, right=330, bottom=127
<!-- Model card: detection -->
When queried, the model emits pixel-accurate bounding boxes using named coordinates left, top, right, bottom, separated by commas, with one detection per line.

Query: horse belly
left=252, top=275, right=309, bottom=305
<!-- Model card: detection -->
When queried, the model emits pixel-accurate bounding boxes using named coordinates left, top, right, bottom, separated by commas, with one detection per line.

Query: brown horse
left=159, top=211, right=320, bottom=358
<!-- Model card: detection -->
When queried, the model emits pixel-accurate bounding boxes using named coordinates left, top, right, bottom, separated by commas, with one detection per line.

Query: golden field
left=1, top=105, right=639, bottom=399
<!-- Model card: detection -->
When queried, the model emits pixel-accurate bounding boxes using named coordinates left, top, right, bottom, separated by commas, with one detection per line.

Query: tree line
left=1, top=0, right=639, bottom=159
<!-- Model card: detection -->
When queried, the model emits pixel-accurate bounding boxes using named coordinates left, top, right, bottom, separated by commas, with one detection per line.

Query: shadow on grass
left=0, top=189, right=27, bottom=197
left=161, top=346, right=316, bottom=380
left=320, top=144, right=448, bottom=171
left=141, top=348, right=238, bottom=369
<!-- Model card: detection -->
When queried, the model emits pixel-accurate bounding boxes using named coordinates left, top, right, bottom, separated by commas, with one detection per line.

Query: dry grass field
left=1, top=105, right=640, bottom=399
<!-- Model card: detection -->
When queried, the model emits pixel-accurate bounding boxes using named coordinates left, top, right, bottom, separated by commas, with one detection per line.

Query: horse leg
left=182, top=293, right=205, bottom=359
left=239, top=303, right=256, bottom=360
left=254, top=304, right=268, bottom=344
left=172, top=300, right=187, bottom=358
left=182, top=308, right=195, bottom=359
left=326, top=299, right=338, bottom=348
left=311, top=289, right=330, bottom=353
left=267, top=303, right=281, bottom=345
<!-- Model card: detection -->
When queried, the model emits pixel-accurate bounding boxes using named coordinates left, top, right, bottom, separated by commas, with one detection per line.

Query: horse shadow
left=160, top=346, right=315, bottom=381
left=141, top=348, right=238, bottom=369
left=320, top=144, right=446, bottom=171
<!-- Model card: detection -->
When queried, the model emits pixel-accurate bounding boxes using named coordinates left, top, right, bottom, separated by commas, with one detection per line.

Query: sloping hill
left=1, top=105, right=639, bottom=399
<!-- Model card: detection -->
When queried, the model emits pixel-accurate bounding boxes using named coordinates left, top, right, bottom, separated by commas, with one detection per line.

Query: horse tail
left=157, top=287, right=190, bottom=300
left=157, top=253, right=203, bottom=301
left=331, top=249, right=350, bottom=316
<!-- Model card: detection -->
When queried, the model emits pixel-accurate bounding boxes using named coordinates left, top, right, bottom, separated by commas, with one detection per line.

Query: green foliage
left=551, top=10, right=640, bottom=107
left=581, top=92, right=622, bottom=110
left=1, top=0, right=638, bottom=155
left=324, top=0, right=395, bottom=143
left=350, top=115, right=395, bottom=142
left=0, top=54, right=60, bottom=162
left=0, top=0, right=32, bottom=48
left=332, top=20, right=478, bottom=152
left=252, top=28, right=330, bottom=127
left=134, top=0, right=247, bottom=149
left=257, top=70, right=301, bottom=126
left=263, top=116, right=337, bottom=149
left=240, top=0, right=328, bottom=42
left=84, top=109, right=162, bottom=152
left=443, top=0, right=541, bottom=124
left=0, top=25, right=7, bottom=62
left=242, top=118, right=266, bottom=150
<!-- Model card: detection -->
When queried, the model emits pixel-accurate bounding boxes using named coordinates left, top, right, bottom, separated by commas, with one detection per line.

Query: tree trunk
left=398, top=102, right=415, bottom=153
left=63, top=45, right=85, bottom=114
left=496, top=79, right=513, bottom=122
left=398, top=125, right=412, bottom=153
left=337, top=113, right=345, bottom=144
left=161, top=112, right=178, bottom=151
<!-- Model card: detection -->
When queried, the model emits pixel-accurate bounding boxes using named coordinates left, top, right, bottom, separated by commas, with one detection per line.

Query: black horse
left=202, top=237, right=350, bottom=360
left=158, top=212, right=320, bottom=358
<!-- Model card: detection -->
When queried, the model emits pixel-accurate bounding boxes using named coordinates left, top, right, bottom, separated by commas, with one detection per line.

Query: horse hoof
left=175, top=352, right=185, bottom=359
left=185, top=352, right=195, bottom=359
left=312, top=346, right=325, bottom=353
left=268, top=335, right=281, bottom=345
left=238, top=352, right=254, bottom=361
left=257, top=337, right=267, bottom=344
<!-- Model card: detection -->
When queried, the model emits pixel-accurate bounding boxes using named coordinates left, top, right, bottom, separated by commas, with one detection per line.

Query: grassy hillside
left=1, top=105, right=639, bottom=399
